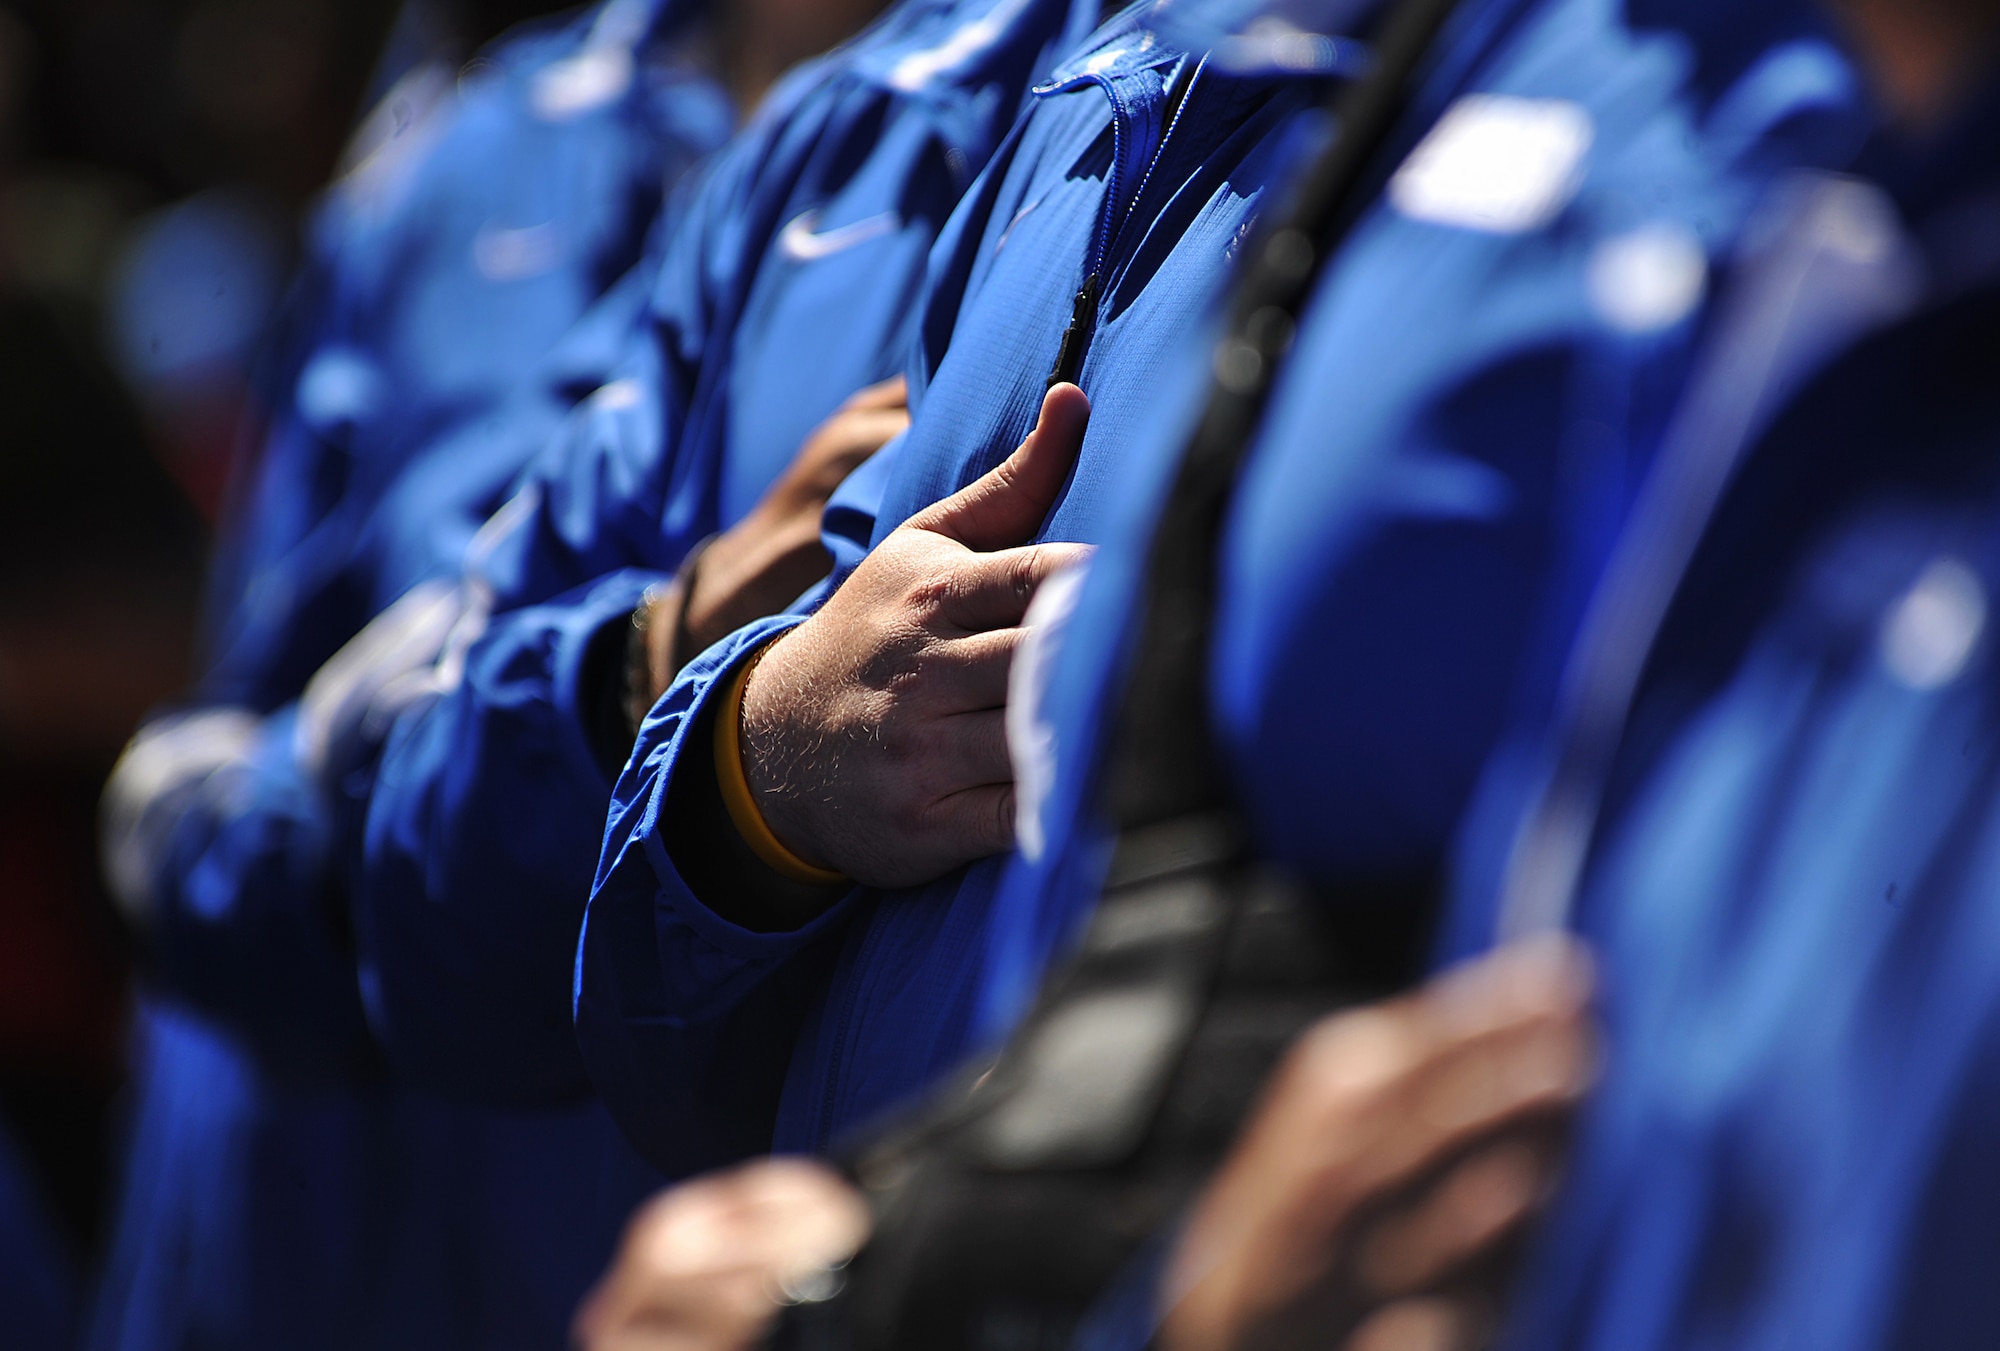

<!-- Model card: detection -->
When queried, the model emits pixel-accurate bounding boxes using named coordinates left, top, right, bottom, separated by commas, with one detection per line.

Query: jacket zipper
left=1045, top=55, right=1205, bottom=387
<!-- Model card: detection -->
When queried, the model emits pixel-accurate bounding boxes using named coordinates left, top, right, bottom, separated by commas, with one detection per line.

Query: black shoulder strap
left=1102, top=0, right=1466, bottom=836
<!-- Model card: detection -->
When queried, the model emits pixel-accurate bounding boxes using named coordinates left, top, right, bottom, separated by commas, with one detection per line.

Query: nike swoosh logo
left=993, top=196, right=1042, bottom=256
left=777, top=209, right=900, bottom=262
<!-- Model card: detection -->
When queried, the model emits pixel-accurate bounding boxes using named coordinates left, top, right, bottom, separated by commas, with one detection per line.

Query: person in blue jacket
left=91, top=2, right=748, bottom=1347
left=104, top=0, right=733, bottom=1060
left=1427, top=13, right=2000, bottom=1348
left=572, top=0, right=1875, bottom=1171
left=571, top=0, right=1366, bottom=1171
left=1078, top=7, right=2000, bottom=1343
left=578, top=3, right=2000, bottom=1349
left=342, top=0, right=1101, bottom=1112
left=864, top=1, right=2000, bottom=1346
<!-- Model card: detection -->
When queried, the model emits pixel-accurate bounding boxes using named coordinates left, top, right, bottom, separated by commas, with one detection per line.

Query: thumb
left=908, top=382, right=1090, bottom=550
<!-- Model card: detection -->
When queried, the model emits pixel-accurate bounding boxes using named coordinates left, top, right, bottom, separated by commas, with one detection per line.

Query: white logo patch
left=885, top=0, right=1036, bottom=92
left=1881, top=558, right=1987, bottom=691
left=1389, top=95, right=1593, bottom=234
left=776, top=210, right=900, bottom=263
left=1588, top=222, right=1708, bottom=333
left=473, top=221, right=564, bottom=281
left=296, top=349, right=386, bottom=429
left=531, top=45, right=634, bottom=120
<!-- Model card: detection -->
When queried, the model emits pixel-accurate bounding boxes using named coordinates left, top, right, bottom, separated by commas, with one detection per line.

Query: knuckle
left=907, top=766, right=955, bottom=813
left=881, top=658, right=928, bottom=701
left=1299, top=1155, right=1366, bottom=1222
left=905, top=575, right=954, bottom=624
left=1010, top=550, right=1042, bottom=600
left=988, top=455, right=1025, bottom=500
left=859, top=624, right=930, bottom=687
left=890, top=795, right=932, bottom=836
left=993, top=786, right=1016, bottom=841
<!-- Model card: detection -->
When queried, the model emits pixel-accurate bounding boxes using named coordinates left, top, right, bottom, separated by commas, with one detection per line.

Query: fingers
left=909, top=383, right=1090, bottom=550
left=929, top=540, right=1096, bottom=633
left=1344, top=1295, right=1492, bottom=1351
left=727, top=1158, right=873, bottom=1280
left=1283, top=947, right=1594, bottom=1209
left=1157, top=939, right=1595, bottom=1351
left=919, top=626, right=1025, bottom=709
left=572, top=1160, right=870, bottom=1351
left=787, top=405, right=911, bottom=504
left=923, top=782, right=1016, bottom=860
left=931, top=708, right=1011, bottom=788
left=818, top=407, right=912, bottom=465
left=1355, top=1136, right=1554, bottom=1299
left=840, top=374, right=909, bottom=412
left=1423, top=933, right=1595, bottom=1038
left=783, top=380, right=912, bottom=504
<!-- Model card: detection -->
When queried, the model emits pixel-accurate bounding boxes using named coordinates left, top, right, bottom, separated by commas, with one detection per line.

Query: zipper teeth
left=1085, top=75, right=1131, bottom=280
left=1122, top=54, right=1202, bottom=248
left=1082, top=51, right=1197, bottom=287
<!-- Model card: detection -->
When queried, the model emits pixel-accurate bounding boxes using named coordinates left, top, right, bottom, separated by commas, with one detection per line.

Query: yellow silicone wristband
left=712, top=641, right=849, bottom=887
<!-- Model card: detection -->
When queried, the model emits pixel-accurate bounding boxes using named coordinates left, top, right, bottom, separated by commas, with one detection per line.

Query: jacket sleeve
left=572, top=613, right=860, bottom=1174
left=102, top=705, right=375, bottom=1075
left=335, top=227, right=708, bottom=1106
left=351, top=567, right=665, bottom=1104
left=570, top=429, right=897, bottom=1168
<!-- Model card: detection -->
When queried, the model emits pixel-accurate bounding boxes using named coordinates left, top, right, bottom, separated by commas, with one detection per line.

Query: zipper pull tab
left=1046, top=272, right=1101, bottom=389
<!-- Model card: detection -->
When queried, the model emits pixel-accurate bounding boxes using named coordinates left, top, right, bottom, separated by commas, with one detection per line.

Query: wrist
left=683, top=519, right=830, bottom=652
left=716, top=639, right=847, bottom=886
left=659, top=533, right=723, bottom=692
left=622, top=583, right=675, bottom=738
left=661, top=628, right=851, bottom=933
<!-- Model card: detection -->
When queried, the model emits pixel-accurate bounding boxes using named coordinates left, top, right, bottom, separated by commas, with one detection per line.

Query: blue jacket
left=957, top=2, right=1906, bottom=1345
left=575, top=0, right=1356, bottom=1172
left=979, top=0, right=1877, bottom=1035
left=116, top=0, right=732, bottom=1055
left=202, top=0, right=730, bottom=712
left=1436, top=77, right=2000, bottom=1351
left=584, top=0, right=1882, bottom=1173
left=994, top=1, right=2000, bottom=1346
left=350, top=0, right=1100, bottom=1108
left=90, top=6, right=725, bottom=1350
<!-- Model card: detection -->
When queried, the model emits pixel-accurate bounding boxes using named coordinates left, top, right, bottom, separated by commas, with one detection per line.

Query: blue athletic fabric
left=576, top=0, right=1358, bottom=1171
left=350, top=0, right=1100, bottom=1110
left=90, top=6, right=725, bottom=1348
left=589, top=0, right=1908, bottom=1325
left=1442, top=77, right=2000, bottom=1351
left=986, top=2, right=2000, bottom=1347
left=982, top=0, right=1875, bottom=1035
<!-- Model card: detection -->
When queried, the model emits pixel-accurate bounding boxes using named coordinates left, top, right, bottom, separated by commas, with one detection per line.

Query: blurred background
left=0, top=0, right=553, bottom=1283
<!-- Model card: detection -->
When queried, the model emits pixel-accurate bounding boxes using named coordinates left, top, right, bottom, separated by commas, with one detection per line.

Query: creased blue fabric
left=1444, top=96, right=2000, bottom=1351
left=93, top=4, right=724, bottom=1347
left=576, top=0, right=1342, bottom=1169
left=354, top=0, right=1100, bottom=1110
